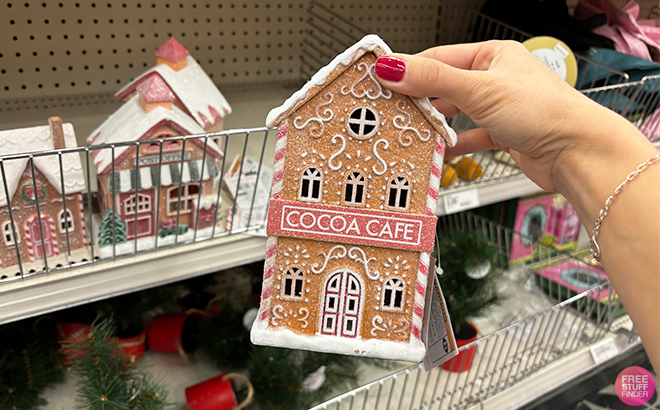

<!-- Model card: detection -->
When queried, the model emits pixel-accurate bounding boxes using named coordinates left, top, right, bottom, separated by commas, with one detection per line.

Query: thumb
left=375, top=53, right=477, bottom=108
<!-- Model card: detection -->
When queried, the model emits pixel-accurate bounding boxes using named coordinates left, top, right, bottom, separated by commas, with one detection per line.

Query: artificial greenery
left=93, top=286, right=179, bottom=336
left=98, top=210, right=127, bottom=247
left=64, top=314, right=169, bottom=410
left=0, top=323, right=64, bottom=410
left=199, top=303, right=251, bottom=370
left=157, top=224, right=189, bottom=238
left=248, top=347, right=359, bottom=410
left=438, top=230, right=503, bottom=337
left=198, top=302, right=360, bottom=410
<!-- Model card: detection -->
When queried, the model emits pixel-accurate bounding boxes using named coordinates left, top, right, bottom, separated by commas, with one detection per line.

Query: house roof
left=88, top=95, right=224, bottom=174
left=0, top=122, right=86, bottom=208
left=154, top=37, right=190, bottom=62
left=137, top=75, right=177, bottom=103
left=115, top=56, right=232, bottom=128
left=265, top=34, right=457, bottom=147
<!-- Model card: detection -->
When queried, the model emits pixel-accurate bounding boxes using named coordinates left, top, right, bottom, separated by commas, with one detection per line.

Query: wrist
left=553, top=102, right=658, bottom=223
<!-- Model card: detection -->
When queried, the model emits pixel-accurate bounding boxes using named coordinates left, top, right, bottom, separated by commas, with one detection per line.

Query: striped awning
left=109, top=159, right=219, bottom=193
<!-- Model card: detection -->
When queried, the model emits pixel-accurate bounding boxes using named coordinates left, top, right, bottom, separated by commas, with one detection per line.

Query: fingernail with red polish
left=375, top=56, right=406, bottom=82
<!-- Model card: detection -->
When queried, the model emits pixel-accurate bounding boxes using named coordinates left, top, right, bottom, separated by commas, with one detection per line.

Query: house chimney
left=137, top=76, right=176, bottom=113
left=154, top=37, right=190, bottom=72
left=48, top=116, right=66, bottom=150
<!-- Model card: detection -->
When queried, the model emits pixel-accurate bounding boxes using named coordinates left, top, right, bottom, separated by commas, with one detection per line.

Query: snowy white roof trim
left=116, top=56, right=232, bottom=128
left=0, top=123, right=86, bottom=207
left=266, top=34, right=457, bottom=147
left=88, top=95, right=224, bottom=174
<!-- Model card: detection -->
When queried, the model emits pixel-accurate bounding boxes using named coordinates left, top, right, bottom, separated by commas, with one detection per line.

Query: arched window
left=383, top=278, right=404, bottom=310
left=299, top=167, right=322, bottom=202
left=125, top=193, right=152, bottom=215
left=2, top=221, right=19, bottom=246
left=58, top=209, right=75, bottom=233
left=347, top=107, right=379, bottom=139
left=387, top=176, right=410, bottom=210
left=343, top=172, right=366, bottom=205
left=282, top=267, right=304, bottom=299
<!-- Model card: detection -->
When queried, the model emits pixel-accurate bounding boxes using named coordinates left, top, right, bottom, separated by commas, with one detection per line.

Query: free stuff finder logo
left=616, top=366, right=656, bottom=406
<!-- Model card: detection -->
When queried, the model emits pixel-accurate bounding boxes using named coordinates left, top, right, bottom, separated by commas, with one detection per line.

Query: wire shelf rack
left=310, top=212, right=624, bottom=410
left=582, top=74, right=660, bottom=142
left=0, top=127, right=275, bottom=284
left=438, top=7, right=630, bottom=90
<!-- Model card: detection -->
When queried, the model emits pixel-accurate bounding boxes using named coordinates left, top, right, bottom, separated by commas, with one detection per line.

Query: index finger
left=415, top=41, right=500, bottom=71
left=415, top=43, right=483, bottom=70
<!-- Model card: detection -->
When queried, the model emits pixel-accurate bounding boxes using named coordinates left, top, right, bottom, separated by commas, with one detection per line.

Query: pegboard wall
left=0, top=0, right=440, bottom=101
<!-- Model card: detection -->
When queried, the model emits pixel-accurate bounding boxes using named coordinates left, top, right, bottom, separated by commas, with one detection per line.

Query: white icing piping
left=372, top=139, right=389, bottom=175
left=312, top=245, right=348, bottom=274
left=340, top=62, right=392, bottom=100
left=297, top=308, right=309, bottom=329
left=394, top=100, right=432, bottom=147
left=328, top=135, right=346, bottom=171
left=292, top=93, right=334, bottom=139
left=348, top=246, right=378, bottom=280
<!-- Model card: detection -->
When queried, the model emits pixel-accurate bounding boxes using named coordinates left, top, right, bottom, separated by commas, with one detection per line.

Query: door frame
left=25, top=214, right=59, bottom=262
left=319, top=269, right=364, bottom=338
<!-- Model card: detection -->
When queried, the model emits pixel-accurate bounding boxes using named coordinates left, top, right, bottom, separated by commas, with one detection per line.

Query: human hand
left=374, top=40, right=620, bottom=192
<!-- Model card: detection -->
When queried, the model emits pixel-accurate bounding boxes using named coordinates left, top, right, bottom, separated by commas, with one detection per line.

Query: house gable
left=266, top=34, right=456, bottom=148
left=278, top=51, right=441, bottom=216
left=89, top=96, right=223, bottom=175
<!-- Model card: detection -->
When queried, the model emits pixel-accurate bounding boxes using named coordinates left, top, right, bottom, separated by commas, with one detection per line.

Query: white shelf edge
left=436, top=174, right=542, bottom=216
left=0, top=234, right=267, bottom=325
left=0, top=174, right=540, bottom=326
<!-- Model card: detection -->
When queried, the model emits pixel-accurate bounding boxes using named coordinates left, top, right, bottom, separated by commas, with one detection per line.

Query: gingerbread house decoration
left=89, top=75, right=224, bottom=242
left=251, top=35, right=457, bottom=361
left=0, top=118, right=87, bottom=268
left=115, top=37, right=231, bottom=133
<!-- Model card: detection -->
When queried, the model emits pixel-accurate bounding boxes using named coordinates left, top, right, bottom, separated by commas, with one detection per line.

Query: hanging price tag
left=589, top=338, right=619, bottom=364
left=442, top=189, right=479, bottom=215
left=422, top=258, right=457, bottom=371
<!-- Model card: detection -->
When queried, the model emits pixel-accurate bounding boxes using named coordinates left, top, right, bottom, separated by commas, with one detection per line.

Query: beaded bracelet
left=590, top=154, right=660, bottom=261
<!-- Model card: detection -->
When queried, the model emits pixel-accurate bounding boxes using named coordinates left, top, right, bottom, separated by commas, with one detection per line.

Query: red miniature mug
left=56, top=322, right=91, bottom=364
left=185, top=373, right=254, bottom=410
left=147, top=314, right=199, bottom=355
left=118, top=327, right=147, bottom=360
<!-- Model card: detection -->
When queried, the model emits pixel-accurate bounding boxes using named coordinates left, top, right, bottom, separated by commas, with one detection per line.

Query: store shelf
left=435, top=173, right=541, bottom=216
left=474, top=334, right=640, bottom=410
left=0, top=233, right=266, bottom=326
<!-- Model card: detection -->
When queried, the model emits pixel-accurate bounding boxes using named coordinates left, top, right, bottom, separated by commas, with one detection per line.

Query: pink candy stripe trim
left=428, top=186, right=438, bottom=201
left=263, top=266, right=274, bottom=280
left=413, top=302, right=423, bottom=317
left=411, top=324, right=421, bottom=339
left=276, top=125, right=288, bottom=140
left=274, top=149, right=286, bottom=162
left=415, top=281, right=426, bottom=297
left=262, top=286, right=273, bottom=300
left=418, top=260, right=429, bottom=276
left=431, top=164, right=441, bottom=178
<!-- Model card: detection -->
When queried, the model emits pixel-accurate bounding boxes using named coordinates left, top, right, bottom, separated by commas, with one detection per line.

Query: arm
left=374, top=40, right=660, bottom=370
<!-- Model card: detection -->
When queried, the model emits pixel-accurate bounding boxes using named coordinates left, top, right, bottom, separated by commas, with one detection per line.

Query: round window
left=347, top=107, right=379, bottom=139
